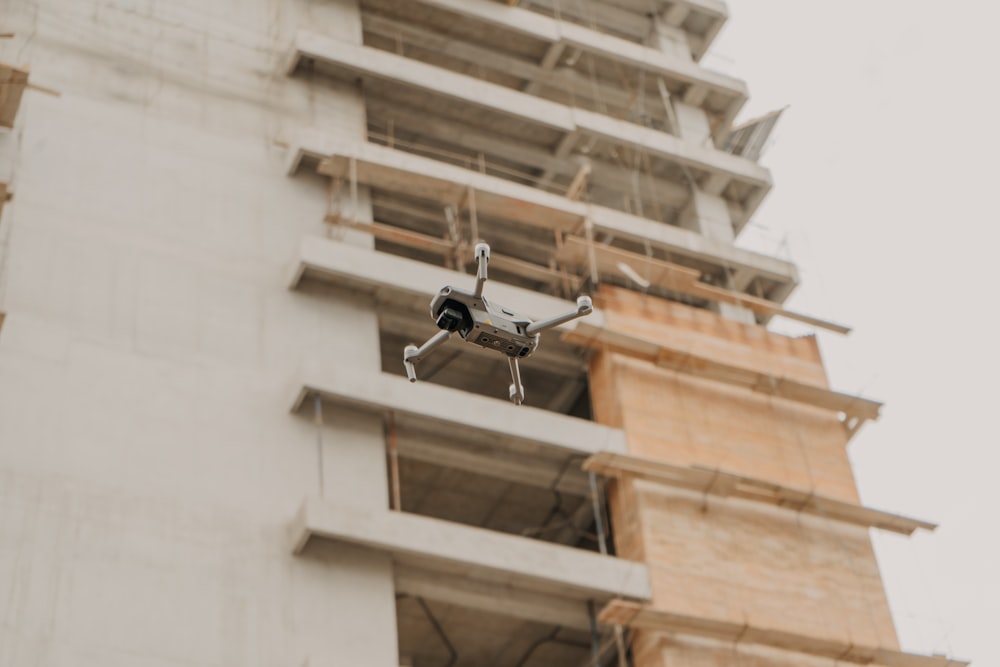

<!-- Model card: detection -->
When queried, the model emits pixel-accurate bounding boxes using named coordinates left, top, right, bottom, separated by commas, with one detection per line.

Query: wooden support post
left=565, top=160, right=592, bottom=201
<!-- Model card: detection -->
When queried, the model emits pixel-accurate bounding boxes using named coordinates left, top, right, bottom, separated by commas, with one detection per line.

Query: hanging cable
left=387, top=411, right=402, bottom=511
left=588, top=470, right=608, bottom=555
left=313, top=393, right=325, bottom=497
left=414, top=597, right=458, bottom=667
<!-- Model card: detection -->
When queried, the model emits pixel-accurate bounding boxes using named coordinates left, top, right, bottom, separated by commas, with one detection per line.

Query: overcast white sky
left=709, top=2, right=1000, bottom=664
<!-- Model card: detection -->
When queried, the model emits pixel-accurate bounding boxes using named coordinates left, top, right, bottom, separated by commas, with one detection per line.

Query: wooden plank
left=562, top=321, right=882, bottom=427
left=326, top=215, right=577, bottom=287
left=488, top=253, right=578, bottom=287
left=583, top=451, right=936, bottom=535
left=327, top=216, right=455, bottom=255
left=0, top=64, right=29, bottom=128
left=598, top=600, right=967, bottom=667
left=557, top=237, right=850, bottom=334
left=556, top=236, right=701, bottom=291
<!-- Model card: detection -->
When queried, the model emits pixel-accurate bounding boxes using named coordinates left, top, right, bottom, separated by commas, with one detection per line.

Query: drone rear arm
left=525, top=296, right=593, bottom=336
left=403, top=330, right=452, bottom=382
left=473, top=242, right=489, bottom=299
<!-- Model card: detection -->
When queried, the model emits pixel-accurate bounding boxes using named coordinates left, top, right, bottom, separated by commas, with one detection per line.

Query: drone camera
left=436, top=306, right=466, bottom=332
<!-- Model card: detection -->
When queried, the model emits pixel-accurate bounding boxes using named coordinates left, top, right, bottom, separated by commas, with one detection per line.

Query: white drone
left=404, top=242, right=593, bottom=405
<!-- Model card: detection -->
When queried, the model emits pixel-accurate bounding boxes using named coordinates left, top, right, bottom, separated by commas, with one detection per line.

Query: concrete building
left=0, top=1, right=965, bottom=666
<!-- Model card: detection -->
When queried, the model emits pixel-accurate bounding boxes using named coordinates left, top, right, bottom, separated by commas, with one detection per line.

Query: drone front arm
left=403, top=330, right=452, bottom=382
left=525, top=296, right=593, bottom=336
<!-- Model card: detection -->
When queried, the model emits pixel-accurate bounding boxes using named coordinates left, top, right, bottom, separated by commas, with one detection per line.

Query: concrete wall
left=0, top=0, right=398, bottom=664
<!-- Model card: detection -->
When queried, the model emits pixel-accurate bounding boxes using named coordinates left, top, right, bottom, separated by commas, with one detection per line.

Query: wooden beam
left=598, top=601, right=967, bottom=667
left=562, top=321, right=882, bottom=430
left=0, top=63, right=29, bottom=128
left=583, top=451, right=936, bottom=535
left=555, top=237, right=850, bottom=333
left=565, top=161, right=591, bottom=201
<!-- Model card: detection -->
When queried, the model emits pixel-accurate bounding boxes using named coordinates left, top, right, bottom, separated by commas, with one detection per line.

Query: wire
left=412, top=597, right=458, bottom=667
left=313, top=393, right=325, bottom=497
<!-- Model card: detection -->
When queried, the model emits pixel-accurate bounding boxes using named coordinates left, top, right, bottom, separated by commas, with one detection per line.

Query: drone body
left=404, top=243, right=593, bottom=405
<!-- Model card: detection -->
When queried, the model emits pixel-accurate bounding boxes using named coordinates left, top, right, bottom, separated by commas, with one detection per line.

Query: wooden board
left=0, top=64, right=29, bottom=128
left=557, top=236, right=851, bottom=334
left=599, top=600, right=967, bottom=667
left=563, top=321, right=882, bottom=429
left=584, top=451, right=935, bottom=535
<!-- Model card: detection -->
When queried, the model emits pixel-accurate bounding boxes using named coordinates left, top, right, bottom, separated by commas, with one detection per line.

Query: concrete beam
left=290, top=498, right=652, bottom=602
left=289, top=365, right=627, bottom=458
left=395, top=564, right=593, bottom=630
left=397, top=434, right=592, bottom=497
left=285, top=137, right=799, bottom=293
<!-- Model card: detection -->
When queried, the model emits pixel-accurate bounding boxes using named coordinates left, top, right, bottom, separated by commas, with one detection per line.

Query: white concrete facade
left=0, top=0, right=400, bottom=664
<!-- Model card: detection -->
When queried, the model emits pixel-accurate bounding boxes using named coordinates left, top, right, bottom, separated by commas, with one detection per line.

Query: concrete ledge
left=290, top=368, right=627, bottom=458
left=291, top=497, right=651, bottom=602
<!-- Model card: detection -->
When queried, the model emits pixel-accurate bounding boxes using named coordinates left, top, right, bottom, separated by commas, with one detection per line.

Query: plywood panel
left=595, top=285, right=830, bottom=387
left=588, top=290, right=909, bottom=667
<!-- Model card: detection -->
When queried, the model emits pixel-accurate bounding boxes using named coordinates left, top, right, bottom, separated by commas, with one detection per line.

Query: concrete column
left=292, top=542, right=398, bottom=667
left=672, top=101, right=712, bottom=146
left=679, top=191, right=756, bottom=324
left=284, top=2, right=398, bottom=665
left=648, top=14, right=692, bottom=61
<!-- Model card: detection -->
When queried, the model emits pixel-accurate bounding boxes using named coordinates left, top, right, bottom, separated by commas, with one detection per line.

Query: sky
left=708, top=2, right=1000, bottom=664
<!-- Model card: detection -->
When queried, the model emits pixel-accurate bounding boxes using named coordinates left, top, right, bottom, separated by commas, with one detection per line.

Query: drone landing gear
left=508, top=357, right=524, bottom=406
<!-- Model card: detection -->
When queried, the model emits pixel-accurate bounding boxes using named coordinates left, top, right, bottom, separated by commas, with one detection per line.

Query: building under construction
left=0, top=1, right=966, bottom=666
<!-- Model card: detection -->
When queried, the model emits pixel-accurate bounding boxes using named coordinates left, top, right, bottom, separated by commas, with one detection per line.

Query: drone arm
left=403, top=330, right=452, bottom=382
left=473, top=242, right=489, bottom=299
left=525, top=296, right=593, bottom=336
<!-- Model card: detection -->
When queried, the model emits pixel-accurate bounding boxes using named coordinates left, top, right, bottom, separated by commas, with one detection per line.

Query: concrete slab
left=289, top=366, right=627, bottom=458
left=291, top=497, right=652, bottom=602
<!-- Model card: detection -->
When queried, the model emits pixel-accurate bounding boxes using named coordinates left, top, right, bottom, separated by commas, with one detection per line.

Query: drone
left=404, top=242, right=593, bottom=405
